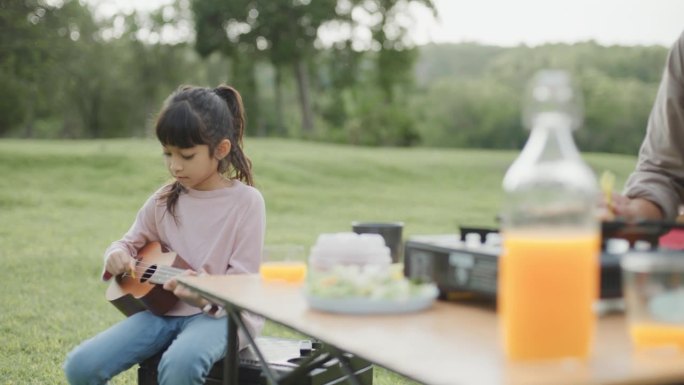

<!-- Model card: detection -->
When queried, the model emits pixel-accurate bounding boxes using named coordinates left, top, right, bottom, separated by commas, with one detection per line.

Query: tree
left=191, top=0, right=264, bottom=135
left=414, top=78, right=522, bottom=148
left=350, top=0, right=436, bottom=102
left=578, top=70, right=658, bottom=154
left=0, top=0, right=69, bottom=135
left=192, top=0, right=340, bottom=135
left=258, top=0, right=341, bottom=135
left=322, top=0, right=436, bottom=145
left=118, top=4, right=208, bottom=137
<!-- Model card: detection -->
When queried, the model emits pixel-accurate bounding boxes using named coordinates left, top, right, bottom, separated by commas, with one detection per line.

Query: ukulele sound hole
left=140, top=265, right=157, bottom=283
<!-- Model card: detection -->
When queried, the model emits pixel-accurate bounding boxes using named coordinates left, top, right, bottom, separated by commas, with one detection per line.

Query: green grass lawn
left=0, top=138, right=638, bottom=384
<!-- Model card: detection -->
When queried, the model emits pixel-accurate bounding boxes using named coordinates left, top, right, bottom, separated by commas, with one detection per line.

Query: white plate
left=305, top=292, right=437, bottom=315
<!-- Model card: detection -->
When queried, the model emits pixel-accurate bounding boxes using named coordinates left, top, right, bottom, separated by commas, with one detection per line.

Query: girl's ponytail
left=214, top=85, right=245, bottom=145
left=213, top=85, right=254, bottom=186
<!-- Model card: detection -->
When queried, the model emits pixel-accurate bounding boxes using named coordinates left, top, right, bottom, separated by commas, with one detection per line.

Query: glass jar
left=499, top=70, right=601, bottom=361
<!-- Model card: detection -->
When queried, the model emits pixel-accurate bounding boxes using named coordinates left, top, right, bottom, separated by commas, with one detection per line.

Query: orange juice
left=259, top=261, right=307, bottom=283
left=499, top=231, right=599, bottom=361
left=630, top=323, right=684, bottom=349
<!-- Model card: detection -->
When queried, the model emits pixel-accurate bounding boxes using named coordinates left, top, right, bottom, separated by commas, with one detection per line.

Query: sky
left=90, top=0, right=684, bottom=48
left=413, top=0, right=684, bottom=47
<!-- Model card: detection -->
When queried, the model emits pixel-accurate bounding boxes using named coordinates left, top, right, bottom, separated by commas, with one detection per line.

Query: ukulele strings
left=121, top=260, right=186, bottom=281
left=121, top=269, right=179, bottom=282
left=121, top=270, right=179, bottom=280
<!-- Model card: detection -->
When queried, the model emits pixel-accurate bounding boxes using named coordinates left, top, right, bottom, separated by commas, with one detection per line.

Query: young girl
left=64, top=85, right=265, bottom=385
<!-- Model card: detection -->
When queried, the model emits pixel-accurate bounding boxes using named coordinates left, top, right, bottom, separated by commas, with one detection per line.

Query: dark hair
left=155, top=84, right=253, bottom=218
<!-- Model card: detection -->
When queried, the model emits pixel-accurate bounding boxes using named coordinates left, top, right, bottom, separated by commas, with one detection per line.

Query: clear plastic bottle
left=499, top=70, right=600, bottom=361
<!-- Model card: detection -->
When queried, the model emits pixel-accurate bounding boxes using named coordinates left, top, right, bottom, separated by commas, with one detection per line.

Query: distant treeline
left=414, top=42, right=668, bottom=154
left=1, top=1, right=670, bottom=154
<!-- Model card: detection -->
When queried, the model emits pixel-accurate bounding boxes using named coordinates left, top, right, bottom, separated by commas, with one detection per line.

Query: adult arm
left=622, top=31, right=684, bottom=221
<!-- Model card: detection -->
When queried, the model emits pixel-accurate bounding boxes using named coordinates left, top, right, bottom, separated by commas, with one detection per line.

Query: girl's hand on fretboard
left=163, top=269, right=211, bottom=308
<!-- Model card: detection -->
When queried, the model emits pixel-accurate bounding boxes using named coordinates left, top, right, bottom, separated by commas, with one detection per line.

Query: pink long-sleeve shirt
left=103, top=180, right=265, bottom=343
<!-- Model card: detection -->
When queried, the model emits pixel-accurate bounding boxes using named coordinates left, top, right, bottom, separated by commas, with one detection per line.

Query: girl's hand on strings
left=163, top=269, right=210, bottom=308
left=105, top=249, right=137, bottom=278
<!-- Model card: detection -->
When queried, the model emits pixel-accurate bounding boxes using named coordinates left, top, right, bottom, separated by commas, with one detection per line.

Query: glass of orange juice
left=499, top=229, right=600, bottom=361
left=259, top=244, right=308, bottom=284
left=621, top=250, right=684, bottom=350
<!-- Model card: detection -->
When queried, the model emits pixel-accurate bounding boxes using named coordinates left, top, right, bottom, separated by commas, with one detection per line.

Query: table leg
left=328, top=347, right=364, bottom=385
left=230, top=310, right=281, bottom=384
left=223, top=312, right=238, bottom=385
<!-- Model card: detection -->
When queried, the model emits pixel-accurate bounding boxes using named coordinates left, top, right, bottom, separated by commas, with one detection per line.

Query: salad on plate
left=304, top=264, right=438, bottom=314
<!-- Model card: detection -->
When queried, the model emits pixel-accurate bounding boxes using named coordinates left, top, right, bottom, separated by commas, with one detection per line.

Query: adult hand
left=600, top=193, right=664, bottom=222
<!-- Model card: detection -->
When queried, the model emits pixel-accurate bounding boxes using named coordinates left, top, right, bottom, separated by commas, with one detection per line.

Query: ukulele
left=105, top=242, right=191, bottom=316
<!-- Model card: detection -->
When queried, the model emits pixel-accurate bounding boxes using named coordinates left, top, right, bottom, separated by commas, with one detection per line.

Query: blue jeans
left=63, top=311, right=227, bottom=385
